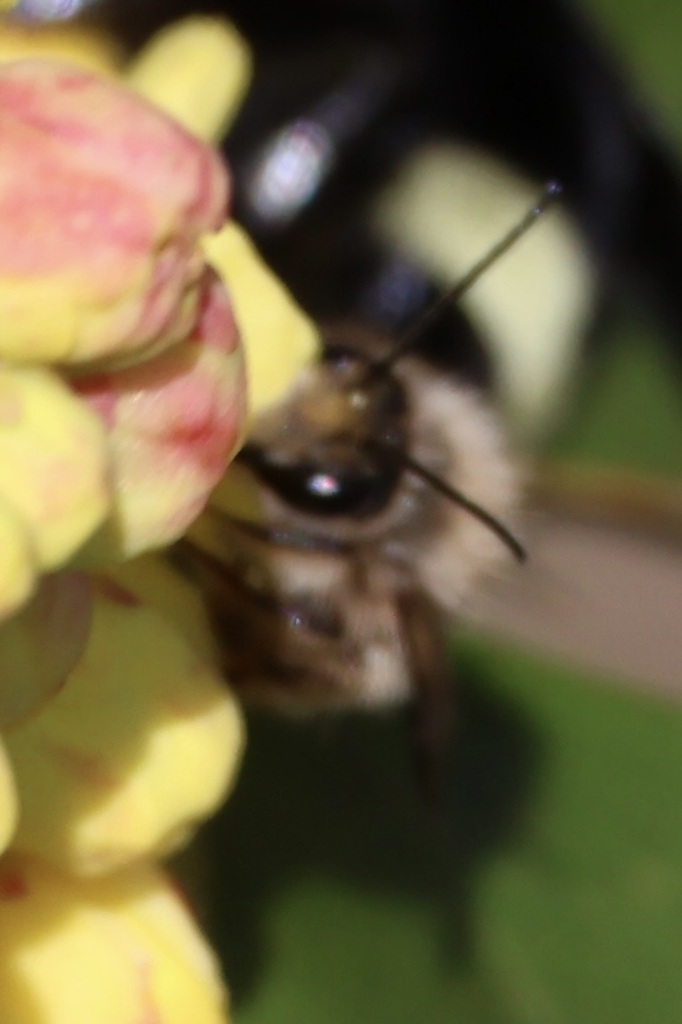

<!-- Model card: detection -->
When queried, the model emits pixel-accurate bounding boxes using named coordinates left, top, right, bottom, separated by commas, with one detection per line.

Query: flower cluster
left=0, top=15, right=319, bottom=1023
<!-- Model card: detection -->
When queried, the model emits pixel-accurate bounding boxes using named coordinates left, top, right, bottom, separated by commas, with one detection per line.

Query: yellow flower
left=0, top=13, right=322, bottom=1022
left=0, top=16, right=318, bottom=582
left=0, top=853, right=230, bottom=1024
left=0, top=20, right=254, bottom=858
left=0, top=57, right=244, bottom=612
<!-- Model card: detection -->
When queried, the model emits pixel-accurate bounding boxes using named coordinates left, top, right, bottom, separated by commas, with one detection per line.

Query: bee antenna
left=374, top=442, right=526, bottom=562
left=371, top=180, right=563, bottom=375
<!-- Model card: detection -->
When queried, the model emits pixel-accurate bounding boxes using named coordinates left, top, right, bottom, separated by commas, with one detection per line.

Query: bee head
left=239, top=325, right=409, bottom=518
left=237, top=183, right=563, bottom=557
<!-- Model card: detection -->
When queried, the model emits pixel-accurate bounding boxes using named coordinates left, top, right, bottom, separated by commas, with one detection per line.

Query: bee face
left=243, top=330, right=409, bottom=522
left=181, top=319, right=521, bottom=726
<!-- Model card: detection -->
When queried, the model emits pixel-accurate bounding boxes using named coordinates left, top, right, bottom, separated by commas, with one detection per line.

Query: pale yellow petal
left=203, top=222, right=320, bottom=417
left=127, top=16, right=252, bottom=142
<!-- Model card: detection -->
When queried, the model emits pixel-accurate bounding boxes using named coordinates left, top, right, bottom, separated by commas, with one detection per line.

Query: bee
left=179, top=187, right=558, bottom=787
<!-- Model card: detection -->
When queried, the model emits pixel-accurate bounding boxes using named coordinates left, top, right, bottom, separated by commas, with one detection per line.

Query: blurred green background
left=204, top=2, right=682, bottom=1021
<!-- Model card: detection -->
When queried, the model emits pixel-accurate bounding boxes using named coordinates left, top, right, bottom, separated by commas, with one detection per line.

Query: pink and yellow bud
left=0, top=57, right=250, bottom=577
left=0, top=59, right=229, bottom=366
left=203, top=223, right=319, bottom=417
left=0, top=854, right=230, bottom=1024
left=76, top=272, right=246, bottom=558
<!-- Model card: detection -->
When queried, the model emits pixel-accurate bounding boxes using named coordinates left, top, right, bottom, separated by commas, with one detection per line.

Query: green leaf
left=550, top=317, right=682, bottom=475
left=208, top=637, right=682, bottom=1024
left=589, top=0, right=682, bottom=151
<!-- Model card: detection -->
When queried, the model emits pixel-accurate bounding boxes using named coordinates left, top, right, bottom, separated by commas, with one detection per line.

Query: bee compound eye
left=240, top=443, right=401, bottom=518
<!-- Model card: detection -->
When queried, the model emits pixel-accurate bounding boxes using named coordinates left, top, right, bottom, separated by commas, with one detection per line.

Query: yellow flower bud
left=5, top=574, right=243, bottom=876
left=0, top=364, right=109, bottom=576
left=0, top=854, right=230, bottom=1023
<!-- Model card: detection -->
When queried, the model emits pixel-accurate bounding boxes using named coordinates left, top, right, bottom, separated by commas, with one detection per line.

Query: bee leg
left=397, top=590, right=454, bottom=803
